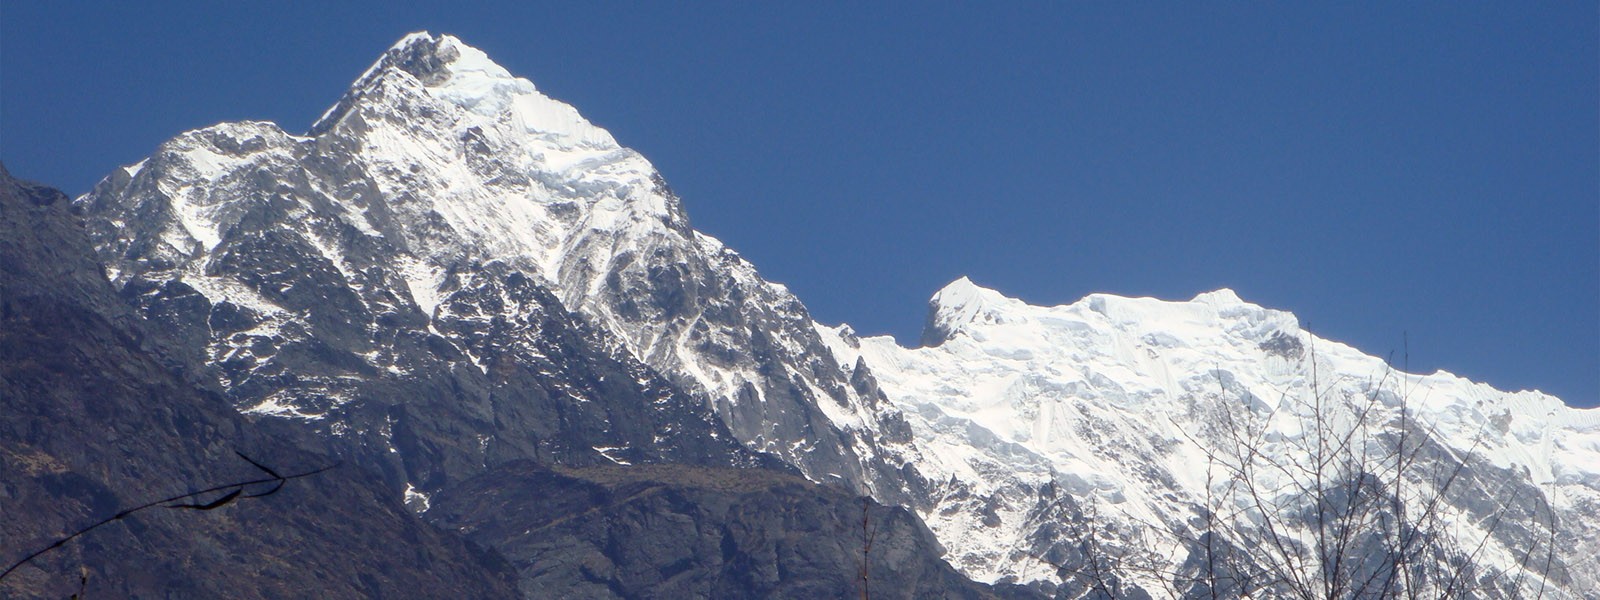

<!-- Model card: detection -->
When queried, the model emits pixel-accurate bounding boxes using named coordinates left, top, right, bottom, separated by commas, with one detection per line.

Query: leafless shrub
left=1038, top=339, right=1560, bottom=599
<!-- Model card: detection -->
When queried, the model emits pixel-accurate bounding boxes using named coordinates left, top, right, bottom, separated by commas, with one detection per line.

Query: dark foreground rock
left=0, top=164, right=518, bottom=598
left=429, top=461, right=1006, bottom=600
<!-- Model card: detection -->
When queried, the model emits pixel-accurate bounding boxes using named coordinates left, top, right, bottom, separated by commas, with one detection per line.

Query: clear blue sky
left=3, top=3, right=1596, bottom=407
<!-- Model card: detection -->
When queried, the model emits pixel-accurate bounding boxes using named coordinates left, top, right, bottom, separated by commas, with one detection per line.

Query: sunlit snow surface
left=822, top=277, right=1600, bottom=592
left=79, top=32, right=1600, bottom=597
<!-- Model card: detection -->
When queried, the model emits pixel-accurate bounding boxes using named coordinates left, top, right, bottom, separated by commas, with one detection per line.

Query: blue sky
left=3, top=3, right=1596, bottom=406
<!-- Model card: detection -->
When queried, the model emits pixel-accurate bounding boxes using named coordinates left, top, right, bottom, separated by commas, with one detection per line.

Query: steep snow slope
left=820, top=277, right=1600, bottom=597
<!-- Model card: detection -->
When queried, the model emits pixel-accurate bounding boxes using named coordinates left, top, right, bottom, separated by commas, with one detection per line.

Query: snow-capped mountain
left=78, top=31, right=915, bottom=508
left=72, top=32, right=1598, bottom=598
left=76, top=33, right=778, bottom=503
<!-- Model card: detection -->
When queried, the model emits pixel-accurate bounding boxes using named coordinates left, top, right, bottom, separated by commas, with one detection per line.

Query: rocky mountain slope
left=0, top=163, right=520, bottom=598
left=428, top=462, right=1002, bottom=599
left=60, top=31, right=1600, bottom=598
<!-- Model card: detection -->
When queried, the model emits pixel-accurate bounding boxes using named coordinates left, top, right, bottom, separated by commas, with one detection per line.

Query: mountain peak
left=307, top=33, right=614, bottom=147
left=920, top=276, right=1008, bottom=347
left=380, top=31, right=460, bottom=83
left=934, top=276, right=991, bottom=302
left=309, top=31, right=458, bottom=134
left=391, top=30, right=443, bottom=51
left=1191, top=287, right=1245, bottom=305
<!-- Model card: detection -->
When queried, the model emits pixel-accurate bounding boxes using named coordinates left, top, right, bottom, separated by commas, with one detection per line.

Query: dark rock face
left=558, top=222, right=924, bottom=503
left=0, top=163, right=518, bottom=598
left=429, top=462, right=1006, bottom=600
left=1256, top=330, right=1304, bottom=359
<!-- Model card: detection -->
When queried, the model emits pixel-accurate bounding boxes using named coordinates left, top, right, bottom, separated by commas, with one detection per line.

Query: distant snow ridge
left=76, top=32, right=1599, bottom=598
left=823, top=277, right=1600, bottom=596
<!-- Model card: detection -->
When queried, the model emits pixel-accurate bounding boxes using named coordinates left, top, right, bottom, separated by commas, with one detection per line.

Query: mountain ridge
left=828, top=274, right=1598, bottom=593
left=921, top=276, right=1584, bottom=401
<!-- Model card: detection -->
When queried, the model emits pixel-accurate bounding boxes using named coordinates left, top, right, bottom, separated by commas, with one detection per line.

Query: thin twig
left=1, top=453, right=339, bottom=582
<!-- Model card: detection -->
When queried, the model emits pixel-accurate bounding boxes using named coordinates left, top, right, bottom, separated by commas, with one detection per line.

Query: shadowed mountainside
left=0, top=163, right=520, bottom=598
left=429, top=462, right=1017, bottom=600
